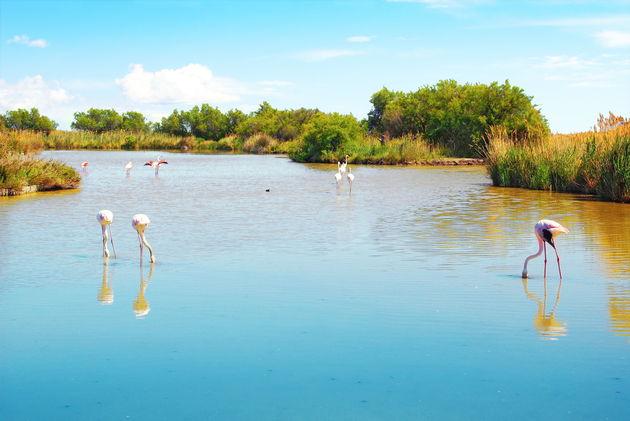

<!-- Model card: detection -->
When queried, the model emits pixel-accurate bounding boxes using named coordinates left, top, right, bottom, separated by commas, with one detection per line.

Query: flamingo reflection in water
left=522, top=277, right=567, bottom=340
left=134, top=263, right=154, bottom=318
left=98, top=258, right=114, bottom=305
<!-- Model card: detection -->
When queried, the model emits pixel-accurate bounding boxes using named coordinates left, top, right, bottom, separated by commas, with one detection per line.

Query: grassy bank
left=4, top=129, right=452, bottom=164
left=485, top=124, right=630, bottom=202
left=0, top=130, right=80, bottom=192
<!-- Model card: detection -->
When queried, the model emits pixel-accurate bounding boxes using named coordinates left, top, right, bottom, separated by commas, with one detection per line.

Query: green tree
left=3, top=108, right=58, bottom=132
left=71, top=108, right=122, bottom=133
left=225, top=109, right=247, bottom=135
left=121, top=111, right=150, bottom=132
left=293, top=113, right=364, bottom=162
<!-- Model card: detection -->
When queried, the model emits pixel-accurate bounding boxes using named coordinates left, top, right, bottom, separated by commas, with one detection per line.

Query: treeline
left=1, top=79, right=549, bottom=161
left=366, top=80, right=549, bottom=157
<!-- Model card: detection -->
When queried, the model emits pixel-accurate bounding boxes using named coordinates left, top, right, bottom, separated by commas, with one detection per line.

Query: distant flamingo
left=80, top=162, right=89, bottom=171
left=338, top=154, right=349, bottom=175
left=124, top=161, right=133, bottom=175
left=522, top=219, right=569, bottom=279
left=144, top=156, right=168, bottom=175
left=96, top=210, right=116, bottom=258
left=334, top=169, right=342, bottom=185
left=346, top=167, right=354, bottom=193
left=132, top=214, right=155, bottom=263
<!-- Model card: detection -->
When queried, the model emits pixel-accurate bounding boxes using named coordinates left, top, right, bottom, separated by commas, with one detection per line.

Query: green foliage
left=290, top=113, right=364, bottom=162
left=121, top=111, right=150, bottom=132
left=236, top=102, right=321, bottom=141
left=72, top=108, right=123, bottom=133
left=3, top=108, right=58, bottom=132
left=369, top=80, right=549, bottom=157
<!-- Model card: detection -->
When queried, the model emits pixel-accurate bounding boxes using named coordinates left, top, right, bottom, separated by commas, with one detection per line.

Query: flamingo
left=132, top=214, right=155, bottom=263
left=334, top=169, right=342, bottom=185
left=522, top=219, right=569, bottom=279
left=346, top=167, right=354, bottom=193
left=338, top=155, right=349, bottom=175
left=124, top=161, right=133, bottom=175
left=80, top=162, right=89, bottom=170
left=144, top=156, right=168, bottom=175
left=96, top=210, right=116, bottom=258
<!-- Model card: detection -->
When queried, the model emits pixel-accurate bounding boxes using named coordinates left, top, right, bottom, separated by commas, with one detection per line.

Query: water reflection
left=608, top=282, right=630, bottom=341
left=522, top=278, right=567, bottom=341
left=133, top=263, right=154, bottom=318
left=98, top=259, right=114, bottom=305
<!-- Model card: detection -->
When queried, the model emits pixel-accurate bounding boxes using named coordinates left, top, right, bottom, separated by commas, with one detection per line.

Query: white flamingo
left=124, top=161, right=133, bottom=175
left=522, top=219, right=569, bottom=279
left=346, top=167, right=354, bottom=193
left=96, top=210, right=116, bottom=258
left=132, top=214, right=155, bottom=263
left=334, top=169, right=342, bottom=185
left=338, top=155, right=349, bottom=175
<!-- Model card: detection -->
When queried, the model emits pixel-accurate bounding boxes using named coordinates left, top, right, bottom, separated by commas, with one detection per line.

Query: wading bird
left=124, top=161, right=133, bottom=175
left=522, top=219, right=569, bottom=279
left=96, top=210, right=116, bottom=258
left=338, top=154, right=349, bottom=175
left=334, top=169, right=342, bottom=185
left=346, top=167, right=354, bottom=193
left=132, top=214, right=155, bottom=263
left=81, top=161, right=89, bottom=169
left=144, top=156, right=168, bottom=176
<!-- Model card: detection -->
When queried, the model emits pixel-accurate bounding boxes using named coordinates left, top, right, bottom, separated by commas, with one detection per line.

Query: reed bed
left=485, top=124, right=630, bottom=202
left=0, top=130, right=81, bottom=191
left=311, top=135, right=448, bottom=165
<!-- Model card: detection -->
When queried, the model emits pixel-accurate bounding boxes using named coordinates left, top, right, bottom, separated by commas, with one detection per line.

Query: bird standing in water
left=522, top=219, right=569, bottom=279
left=334, top=169, right=342, bottom=185
left=132, top=214, right=155, bottom=263
left=97, top=210, right=116, bottom=258
left=144, top=156, right=168, bottom=176
left=124, top=161, right=133, bottom=175
left=346, top=167, right=354, bottom=193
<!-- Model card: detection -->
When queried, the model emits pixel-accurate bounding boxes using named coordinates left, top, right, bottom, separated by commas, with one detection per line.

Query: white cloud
left=7, top=34, right=48, bottom=48
left=347, top=35, right=374, bottom=43
left=0, top=76, right=71, bottom=110
left=295, top=49, right=363, bottom=62
left=595, top=31, right=630, bottom=47
left=115, top=64, right=243, bottom=104
left=257, top=80, right=294, bottom=87
left=538, top=56, right=594, bottom=70
left=386, top=0, right=487, bottom=8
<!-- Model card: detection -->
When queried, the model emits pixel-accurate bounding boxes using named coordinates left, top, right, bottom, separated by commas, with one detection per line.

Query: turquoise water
left=1, top=151, right=629, bottom=420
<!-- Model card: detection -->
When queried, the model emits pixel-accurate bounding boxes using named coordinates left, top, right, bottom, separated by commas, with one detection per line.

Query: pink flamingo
left=132, top=214, right=155, bottom=263
left=522, top=219, right=569, bottom=279
left=96, top=210, right=116, bottom=258
left=80, top=161, right=88, bottom=169
left=144, top=156, right=168, bottom=175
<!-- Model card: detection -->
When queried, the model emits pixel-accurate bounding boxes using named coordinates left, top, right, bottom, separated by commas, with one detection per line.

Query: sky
left=0, top=0, right=629, bottom=133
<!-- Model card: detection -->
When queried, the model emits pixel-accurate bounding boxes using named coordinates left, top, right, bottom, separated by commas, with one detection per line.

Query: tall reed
left=485, top=124, right=630, bottom=202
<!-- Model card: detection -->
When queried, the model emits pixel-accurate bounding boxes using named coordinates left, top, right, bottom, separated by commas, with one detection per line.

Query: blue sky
left=1, top=0, right=629, bottom=132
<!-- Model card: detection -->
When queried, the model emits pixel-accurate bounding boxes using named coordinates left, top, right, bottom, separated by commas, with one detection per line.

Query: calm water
left=1, top=151, right=629, bottom=420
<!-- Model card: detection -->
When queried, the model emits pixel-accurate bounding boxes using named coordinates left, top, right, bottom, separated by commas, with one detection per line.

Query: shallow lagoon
left=1, top=151, right=628, bottom=420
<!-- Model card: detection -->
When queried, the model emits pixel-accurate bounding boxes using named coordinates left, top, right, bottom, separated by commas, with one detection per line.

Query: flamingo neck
left=140, top=232, right=156, bottom=263
left=522, top=237, right=543, bottom=277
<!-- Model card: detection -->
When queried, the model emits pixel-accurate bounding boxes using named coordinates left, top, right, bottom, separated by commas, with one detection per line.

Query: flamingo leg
left=543, top=242, right=547, bottom=279
left=108, top=225, right=117, bottom=259
left=101, top=225, right=109, bottom=258
left=553, top=246, right=562, bottom=279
